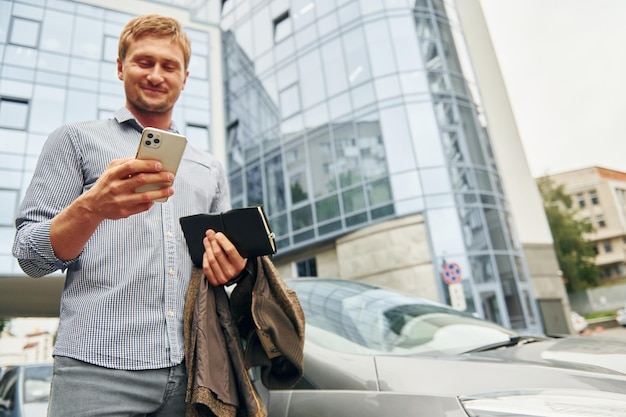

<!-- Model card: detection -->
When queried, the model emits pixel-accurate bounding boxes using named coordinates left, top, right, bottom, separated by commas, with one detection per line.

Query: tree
left=537, top=177, right=599, bottom=292
left=0, top=318, right=7, bottom=334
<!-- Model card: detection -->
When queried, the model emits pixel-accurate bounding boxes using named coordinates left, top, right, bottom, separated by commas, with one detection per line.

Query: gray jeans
left=48, top=356, right=187, bottom=417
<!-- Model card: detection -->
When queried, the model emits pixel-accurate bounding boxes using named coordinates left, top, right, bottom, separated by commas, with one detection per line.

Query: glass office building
left=0, top=0, right=546, bottom=333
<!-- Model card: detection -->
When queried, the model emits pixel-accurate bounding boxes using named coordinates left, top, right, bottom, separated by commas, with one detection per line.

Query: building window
left=10, top=17, right=41, bottom=48
left=274, top=11, right=292, bottom=43
left=603, top=240, right=612, bottom=253
left=575, top=193, right=585, bottom=208
left=596, top=215, right=606, bottom=228
left=0, top=189, right=19, bottom=226
left=0, top=98, right=29, bottom=130
left=589, top=190, right=599, bottom=205
left=592, top=245, right=598, bottom=255
left=221, top=0, right=233, bottom=14
left=186, top=124, right=210, bottom=152
left=296, top=257, right=317, bottom=277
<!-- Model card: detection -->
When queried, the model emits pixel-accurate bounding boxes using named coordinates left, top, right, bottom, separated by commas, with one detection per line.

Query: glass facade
left=0, top=0, right=541, bottom=332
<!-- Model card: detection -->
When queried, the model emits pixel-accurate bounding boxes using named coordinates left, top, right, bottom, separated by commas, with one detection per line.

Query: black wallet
left=179, top=205, right=276, bottom=267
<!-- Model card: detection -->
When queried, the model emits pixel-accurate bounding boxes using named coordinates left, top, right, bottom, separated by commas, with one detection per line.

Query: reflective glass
left=289, top=171, right=308, bottom=204
left=298, top=48, right=325, bottom=108
left=374, top=75, right=400, bottom=101
left=321, top=38, right=348, bottom=97
left=342, top=186, right=365, bottom=214
left=406, top=102, right=444, bottom=168
left=333, top=123, right=361, bottom=187
left=367, top=178, right=392, bottom=206
left=252, top=6, right=272, bottom=57
left=0, top=99, right=28, bottom=129
left=279, top=84, right=300, bottom=119
left=0, top=2, right=10, bottom=43
left=292, top=204, right=313, bottom=230
left=315, top=194, right=340, bottom=222
left=265, top=152, right=286, bottom=213
left=29, top=85, right=65, bottom=133
left=5, top=45, right=37, bottom=68
left=308, top=129, right=336, bottom=196
left=0, top=190, right=18, bottom=224
left=0, top=129, right=27, bottom=153
left=246, top=164, right=263, bottom=206
left=235, top=18, right=254, bottom=59
left=470, top=255, right=495, bottom=284
left=292, top=0, right=316, bottom=30
left=9, top=17, right=40, bottom=48
left=364, top=19, right=395, bottom=77
left=420, top=166, right=451, bottom=195
left=328, top=93, right=351, bottom=119
left=379, top=107, right=415, bottom=174
left=316, top=10, right=338, bottom=37
left=427, top=207, right=465, bottom=256
left=389, top=15, right=423, bottom=72
left=184, top=125, right=209, bottom=151
left=66, top=90, right=97, bottom=122
left=274, top=14, right=292, bottom=43
left=390, top=171, right=422, bottom=201
left=72, top=16, right=103, bottom=59
left=342, top=26, right=371, bottom=85
left=40, top=10, right=73, bottom=53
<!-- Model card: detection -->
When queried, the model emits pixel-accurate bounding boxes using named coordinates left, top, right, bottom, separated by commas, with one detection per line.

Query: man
left=13, top=14, right=246, bottom=416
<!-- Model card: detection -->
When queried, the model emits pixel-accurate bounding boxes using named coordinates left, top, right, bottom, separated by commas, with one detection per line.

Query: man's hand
left=83, top=158, right=175, bottom=220
left=50, top=158, right=175, bottom=261
left=202, top=230, right=247, bottom=286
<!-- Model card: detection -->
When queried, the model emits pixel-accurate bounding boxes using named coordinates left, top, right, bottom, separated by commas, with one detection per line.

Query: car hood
left=375, top=336, right=626, bottom=396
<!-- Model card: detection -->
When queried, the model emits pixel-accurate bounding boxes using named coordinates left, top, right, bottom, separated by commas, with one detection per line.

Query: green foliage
left=0, top=318, right=7, bottom=334
left=537, top=177, right=600, bottom=292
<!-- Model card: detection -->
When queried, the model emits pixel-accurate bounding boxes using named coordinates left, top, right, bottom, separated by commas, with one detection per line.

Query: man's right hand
left=49, top=158, right=175, bottom=261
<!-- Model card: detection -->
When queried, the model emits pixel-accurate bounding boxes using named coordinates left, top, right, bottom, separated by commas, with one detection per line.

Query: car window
left=23, top=366, right=52, bottom=403
left=0, top=368, right=17, bottom=411
left=290, top=279, right=518, bottom=355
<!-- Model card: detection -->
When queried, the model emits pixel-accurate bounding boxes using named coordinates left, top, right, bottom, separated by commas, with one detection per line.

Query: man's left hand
left=202, top=230, right=247, bottom=286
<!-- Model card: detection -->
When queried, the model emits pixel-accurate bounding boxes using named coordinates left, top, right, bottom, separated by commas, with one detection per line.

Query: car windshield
left=289, top=279, right=518, bottom=356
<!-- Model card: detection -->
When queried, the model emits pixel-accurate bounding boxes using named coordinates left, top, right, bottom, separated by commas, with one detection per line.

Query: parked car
left=570, top=310, right=589, bottom=333
left=259, top=278, right=626, bottom=417
left=0, top=363, right=51, bottom=417
left=617, top=306, right=626, bottom=327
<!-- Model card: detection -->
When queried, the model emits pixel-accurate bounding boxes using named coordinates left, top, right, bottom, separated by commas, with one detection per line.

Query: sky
left=479, top=0, right=626, bottom=178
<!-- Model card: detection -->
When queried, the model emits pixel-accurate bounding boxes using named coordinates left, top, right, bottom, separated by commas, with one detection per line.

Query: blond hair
left=118, top=14, right=192, bottom=69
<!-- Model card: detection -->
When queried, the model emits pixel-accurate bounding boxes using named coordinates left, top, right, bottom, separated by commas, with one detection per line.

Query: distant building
left=0, top=329, right=54, bottom=366
left=541, top=166, right=626, bottom=283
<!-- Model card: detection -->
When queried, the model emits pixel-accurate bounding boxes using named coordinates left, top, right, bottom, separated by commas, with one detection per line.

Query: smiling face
left=117, top=36, right=189, bottom=129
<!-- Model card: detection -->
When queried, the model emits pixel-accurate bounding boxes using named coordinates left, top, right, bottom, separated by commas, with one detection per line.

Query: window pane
left=0, top=99, right=29, bottom=129
left=10, top=17, right=40, bottom=48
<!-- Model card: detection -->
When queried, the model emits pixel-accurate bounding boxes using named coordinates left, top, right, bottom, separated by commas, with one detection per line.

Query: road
left=587, top=324, right=626, bottom=341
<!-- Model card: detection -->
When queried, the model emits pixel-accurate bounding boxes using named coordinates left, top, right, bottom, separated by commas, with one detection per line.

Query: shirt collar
left=113, top=107, right=180, bottom=133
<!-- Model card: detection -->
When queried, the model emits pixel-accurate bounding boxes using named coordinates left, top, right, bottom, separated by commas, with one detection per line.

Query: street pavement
left=586, top=324, right=626, bottom=341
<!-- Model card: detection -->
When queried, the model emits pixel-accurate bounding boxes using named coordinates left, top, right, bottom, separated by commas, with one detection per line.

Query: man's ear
left=117, top=57, right=124, bottom=80
left=181, top=70, right=189, bottom=90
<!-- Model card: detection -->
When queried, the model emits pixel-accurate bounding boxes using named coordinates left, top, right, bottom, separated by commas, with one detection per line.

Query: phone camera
left=147, top=133, right=154, bottom=139
left=145, top=140, right=152, bottom=146
left=154, top=138, right=160, bottom=144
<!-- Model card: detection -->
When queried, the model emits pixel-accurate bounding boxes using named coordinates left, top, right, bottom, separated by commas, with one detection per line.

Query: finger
left=202, top=231, right=229, bottom=286
left=213, top=232, right=247, bottom=274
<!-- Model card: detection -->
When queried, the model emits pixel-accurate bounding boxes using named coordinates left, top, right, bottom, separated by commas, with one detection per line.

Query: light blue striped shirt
left=13, top=108, right=230, bottom=370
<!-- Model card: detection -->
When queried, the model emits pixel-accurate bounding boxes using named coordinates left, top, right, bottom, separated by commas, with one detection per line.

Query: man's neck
left=127, top=106, right=172, bottom=131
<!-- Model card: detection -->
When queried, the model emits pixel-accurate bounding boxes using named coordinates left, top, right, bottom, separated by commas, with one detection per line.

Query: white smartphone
left=134, top=127, right=187, bottom=202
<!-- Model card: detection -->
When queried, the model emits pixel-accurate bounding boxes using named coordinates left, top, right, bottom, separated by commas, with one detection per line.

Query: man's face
left=117, top=36, right=188, bottom=117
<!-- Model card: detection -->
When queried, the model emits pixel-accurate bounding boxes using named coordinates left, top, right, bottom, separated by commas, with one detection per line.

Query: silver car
left=262, top=278, right=626, bottom=417
left=0, top=363, right=51, bottom=417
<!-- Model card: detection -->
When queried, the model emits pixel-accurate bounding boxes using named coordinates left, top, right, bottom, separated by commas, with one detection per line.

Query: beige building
left=543, top=166, right=626, bottom=283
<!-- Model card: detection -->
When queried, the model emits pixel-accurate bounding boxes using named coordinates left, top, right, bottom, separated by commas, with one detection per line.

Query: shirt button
left=166, top=231, right=173, bottom=238
left=168, top=268, right=175, bottom=276
left=167, top=310, right=174, bottom=317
